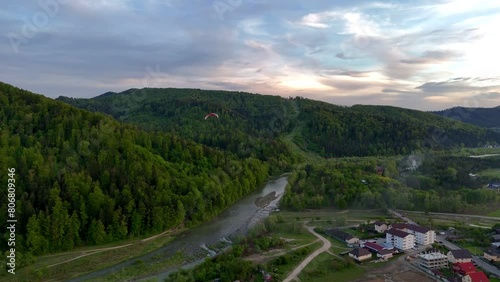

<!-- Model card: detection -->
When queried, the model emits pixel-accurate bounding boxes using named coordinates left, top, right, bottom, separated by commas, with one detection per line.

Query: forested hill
left=298, top=102, right=500, bottom=157
left=57, top=88, right=300, bottom=167
left=431, top=106, right=500, bottom=130
left=58, top=88, right=500, bottom=158
left=0, top=82, right=276, bottom=261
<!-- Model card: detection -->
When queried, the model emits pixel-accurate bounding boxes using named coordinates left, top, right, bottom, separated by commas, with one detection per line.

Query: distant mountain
left=431, top=106, right=500, bottom=130
left=57, top=88, right=500, bottom=158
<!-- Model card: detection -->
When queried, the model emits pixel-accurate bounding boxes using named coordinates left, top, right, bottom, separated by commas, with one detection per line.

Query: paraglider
left=204, top=113, right=219, bottom=120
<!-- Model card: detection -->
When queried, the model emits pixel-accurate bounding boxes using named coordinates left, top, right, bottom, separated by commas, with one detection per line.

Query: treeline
left=0, top=83, right=276, bottom=260
left=59, top=89, right=500, bottom=161
left=432, top=106, right=500, bottom=129
left=281, top=158, right=500, bottom=213
left=57, top=88, right=300, bottom=171
left=404, top=154, right=500, bottom=190
left=296, top=99, right=500, bottom=157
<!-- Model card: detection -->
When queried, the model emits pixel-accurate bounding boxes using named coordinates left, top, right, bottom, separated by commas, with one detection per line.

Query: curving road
left=282, top=225, right=331, bottom=282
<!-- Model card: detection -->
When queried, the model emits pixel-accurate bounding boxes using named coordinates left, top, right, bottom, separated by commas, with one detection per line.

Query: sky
left=2, top=0, right=500, bottom=111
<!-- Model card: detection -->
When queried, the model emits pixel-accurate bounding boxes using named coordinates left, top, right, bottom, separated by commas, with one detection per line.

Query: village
left=321, top=210, right=500, bottom=282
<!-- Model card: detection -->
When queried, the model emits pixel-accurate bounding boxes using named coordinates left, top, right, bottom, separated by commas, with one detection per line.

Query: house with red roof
left=452, top=262, right=477, bottom=276
left=463, top=271, right=490, bottom=282
left=361, top=241, right=393, bottom=259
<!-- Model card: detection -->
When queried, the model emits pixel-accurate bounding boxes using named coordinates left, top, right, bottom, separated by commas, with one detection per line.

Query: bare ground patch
left=255, top=191, right=278, bottom=208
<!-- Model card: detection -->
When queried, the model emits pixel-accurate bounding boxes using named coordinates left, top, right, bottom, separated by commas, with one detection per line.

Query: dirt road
left=282, top=225, right=331, bottom=282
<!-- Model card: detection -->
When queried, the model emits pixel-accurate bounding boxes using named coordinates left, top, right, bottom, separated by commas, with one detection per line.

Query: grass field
left=92, top=251, right=184, bottom=282
left=480, top=168, right=500, bottom=178
left=6, top=231, right=178, bottom=282
left=456, top=243, right=485, bottom=256
left=298, top=252, right=366, bottom=282
left=279, top=209, right=389, bottom=223
left=268, top=242, right=322, bottom=281
left=487, top=209, right=500, bottom=217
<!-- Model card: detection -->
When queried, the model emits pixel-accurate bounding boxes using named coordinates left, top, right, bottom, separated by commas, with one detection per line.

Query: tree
left=337, top=215, right=347, bottom=226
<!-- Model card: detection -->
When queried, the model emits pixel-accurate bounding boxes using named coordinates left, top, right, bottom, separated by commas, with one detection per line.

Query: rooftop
left=485, top=247, right=500, bottom=256
left=390, top=223, right=430, bottom=233
left=364, top=242, right=384, bottom=251
left=467, top=271, right=490, bottom=282
left=453, top=262, right=477, bottom=273
left=449, top=249, right=473, bottom=259
left=407, top=224, right=430, bottom=234
left=420, top=252, right=447, bottom=260
left=387, top=228, right=412, bottom=238
left=349, top=248, right=371, bottom=257
left=325, top=228, right=355, bottom=241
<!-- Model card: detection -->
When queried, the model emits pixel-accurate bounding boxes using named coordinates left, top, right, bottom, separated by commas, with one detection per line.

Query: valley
left=1, top=82, right=500, bottom=282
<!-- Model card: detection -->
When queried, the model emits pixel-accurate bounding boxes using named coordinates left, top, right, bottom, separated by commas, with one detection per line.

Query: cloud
left=400, top=50, right=462, bottom=64
left=1, top=0, right=500, bottom=110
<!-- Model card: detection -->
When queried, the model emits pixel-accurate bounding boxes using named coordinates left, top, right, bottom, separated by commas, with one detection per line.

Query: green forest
left=297, top=99, right=500, bottom=157
left=432, top=106, right=500, bottom=129
left=2, top=81, right=500, bottom=275
left=282, top=155, right=500, bottom=213
left=58, top=88, right=500, bottom=158
left=0, top=83, right=289, bottom=264
left=57, top=88, right=300, bottom=165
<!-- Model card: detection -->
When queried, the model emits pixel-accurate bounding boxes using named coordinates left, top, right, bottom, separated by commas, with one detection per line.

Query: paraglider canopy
left=204, top=113, right=219, bottom=120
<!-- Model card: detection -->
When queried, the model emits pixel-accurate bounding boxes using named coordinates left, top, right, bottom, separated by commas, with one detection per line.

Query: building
left=448, top=249, right=473, bottom=264
left=374, top=221, right=388, bottom=233
left=376, top=166, right=385, bottom=176
left=492, top=234, right=500, bottom=242
left=419, top=250, right=448, bottom=269
left=377, top=249, right=394, bottom=259
left=325, top=228, right=359, bottom=245
left=452, top=262, right=477, bottom=276
left=388, top=223, right=435, bottom=245
left=361, top=242, right=393, bottom=259
left=463, top=271, right=490, bottom=282
left=386, top=229, right=415, bottom=250
left=484, top=246, right=500, bottom=262
left=488, top=182, right=500, bottom=189
left=409, top=225, right=436, bottom=245
left=348, top=248, right=372, bottom=262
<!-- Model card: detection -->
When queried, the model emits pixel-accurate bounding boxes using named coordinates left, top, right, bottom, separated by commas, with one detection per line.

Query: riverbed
left=69, top=175, right=289, bottom=282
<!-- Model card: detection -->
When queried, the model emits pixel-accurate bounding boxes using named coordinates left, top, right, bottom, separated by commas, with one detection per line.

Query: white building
left=348, top=248, right=372, bottom=262
left=374, top=221, right=388, bottom=233
left=386, top=229, right=414, bottom=250
left=389, top=223, right=435, bottom=246
left=419, top=250, right=448, bottom=269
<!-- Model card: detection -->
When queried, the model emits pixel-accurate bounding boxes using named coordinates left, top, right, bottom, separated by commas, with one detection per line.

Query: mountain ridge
left=431, top=106, right=500, bottom=129
left=57, top=87, right=500, bottom=158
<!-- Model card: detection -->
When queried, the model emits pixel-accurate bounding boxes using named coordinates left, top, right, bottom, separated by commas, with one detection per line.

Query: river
left=69, top=175, right=289, bottom=282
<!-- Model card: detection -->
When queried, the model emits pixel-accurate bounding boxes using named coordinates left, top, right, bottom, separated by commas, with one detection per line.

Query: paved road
left=388, top=209, right=418, bottom=225
left=282, top=225, right=331, bottom=282
left=474, top=256, right=500, bottom=278
left=435, top=234, right=460, bottom=251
